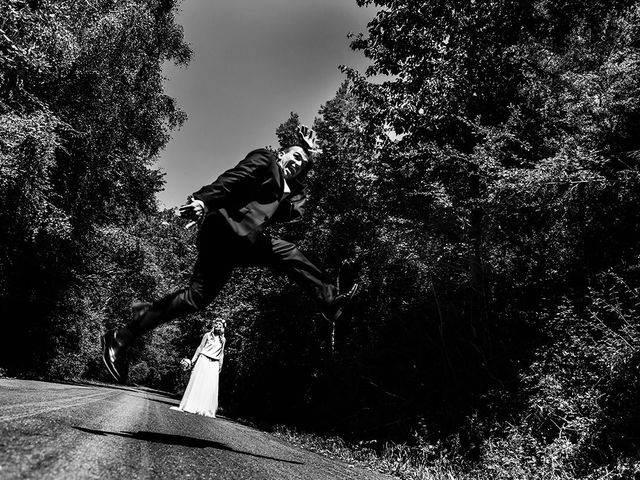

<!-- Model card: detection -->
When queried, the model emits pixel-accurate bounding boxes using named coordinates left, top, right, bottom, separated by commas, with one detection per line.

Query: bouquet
left=179, top=358, right=192, bottom=371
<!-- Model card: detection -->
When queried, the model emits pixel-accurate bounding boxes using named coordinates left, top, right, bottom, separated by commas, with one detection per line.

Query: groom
left=102, top=125, right=359, bottom=382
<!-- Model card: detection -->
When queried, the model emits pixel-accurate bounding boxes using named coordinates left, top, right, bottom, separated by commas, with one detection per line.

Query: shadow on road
left=73, top=427, right=304, bottom=465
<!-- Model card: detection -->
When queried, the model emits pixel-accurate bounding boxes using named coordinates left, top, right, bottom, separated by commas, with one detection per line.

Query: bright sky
left=156, top=0, right=376, bottom=208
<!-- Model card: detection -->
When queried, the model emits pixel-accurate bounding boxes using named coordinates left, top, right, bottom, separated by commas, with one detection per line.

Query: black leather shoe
left=101, top=303, right=149, bottom=383
left=101, top=329, right=126, bottom=383
left=323, top=282, right=360, bottom=323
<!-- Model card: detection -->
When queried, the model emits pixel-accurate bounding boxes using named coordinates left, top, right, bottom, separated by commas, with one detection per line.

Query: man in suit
left=101, top=125, right=359, bottom=383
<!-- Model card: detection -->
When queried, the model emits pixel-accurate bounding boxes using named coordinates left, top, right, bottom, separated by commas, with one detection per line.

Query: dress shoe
left=323, top=282, right=360, bottom=322
left=101, top=303, right=150, bottom=383
left=101, top=329, right=127, bottom=383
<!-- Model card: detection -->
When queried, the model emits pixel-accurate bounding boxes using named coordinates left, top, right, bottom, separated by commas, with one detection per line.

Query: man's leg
left=127, top=255, right=232, bottom=337
left=258, top=236, right=358, bottom=320
left=102, top=252, right=233, bottom=382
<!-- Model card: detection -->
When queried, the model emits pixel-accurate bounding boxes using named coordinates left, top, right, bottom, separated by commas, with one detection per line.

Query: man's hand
left=297, top=125, right=322, bottom=154
left=178, top=198, right=205, bottom=222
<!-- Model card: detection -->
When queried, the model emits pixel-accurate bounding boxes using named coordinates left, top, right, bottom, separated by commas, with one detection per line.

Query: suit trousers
left=128, top=218, right=336, bottom=337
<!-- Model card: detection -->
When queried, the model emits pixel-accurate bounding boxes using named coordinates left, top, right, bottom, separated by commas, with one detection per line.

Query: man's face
left=278, top=146, right=309, bottom=180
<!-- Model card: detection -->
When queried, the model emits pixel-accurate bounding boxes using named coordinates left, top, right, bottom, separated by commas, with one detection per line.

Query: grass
left=271, top=426, right=467, bottom=480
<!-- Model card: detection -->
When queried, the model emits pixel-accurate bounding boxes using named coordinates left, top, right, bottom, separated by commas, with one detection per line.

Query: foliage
left=295, top=0, right=640, bottom=476
left=274, top=425, right=466, bottom=480
left=0, top=0, right=190, bottom=375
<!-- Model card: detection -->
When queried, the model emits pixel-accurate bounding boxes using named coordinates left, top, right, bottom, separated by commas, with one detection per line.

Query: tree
left=324, top=0, right=640, bottom=473
left=0, top=0, right=191, bottom=376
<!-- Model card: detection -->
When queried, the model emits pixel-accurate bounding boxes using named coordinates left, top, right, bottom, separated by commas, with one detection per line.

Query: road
left=0, top=378, right=391, bottom=480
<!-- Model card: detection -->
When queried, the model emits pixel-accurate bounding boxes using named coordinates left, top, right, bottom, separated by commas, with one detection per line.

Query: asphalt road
left=0, top=378, right=391, bottom=480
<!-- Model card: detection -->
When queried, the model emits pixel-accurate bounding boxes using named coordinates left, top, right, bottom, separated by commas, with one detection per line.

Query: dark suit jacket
left=192, top=149, right=306, bottom=241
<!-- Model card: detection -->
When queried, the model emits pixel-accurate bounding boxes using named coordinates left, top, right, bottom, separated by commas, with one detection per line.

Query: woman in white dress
left=171, top=319, right=226, bottom=417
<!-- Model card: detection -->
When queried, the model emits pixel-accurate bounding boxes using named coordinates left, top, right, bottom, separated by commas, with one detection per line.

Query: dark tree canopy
left=0, top=0, right=191, bottom=376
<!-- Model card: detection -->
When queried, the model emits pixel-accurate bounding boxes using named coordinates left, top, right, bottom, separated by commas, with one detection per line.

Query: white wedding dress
left=171, top=333, right=223, bottom=418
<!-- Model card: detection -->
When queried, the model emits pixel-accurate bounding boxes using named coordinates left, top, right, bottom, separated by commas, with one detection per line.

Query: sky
left=156, top=0, right=376, bottom=208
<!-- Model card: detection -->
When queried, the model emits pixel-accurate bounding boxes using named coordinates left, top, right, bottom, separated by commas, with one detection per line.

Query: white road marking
left=0, top=391, right=120, bottom=422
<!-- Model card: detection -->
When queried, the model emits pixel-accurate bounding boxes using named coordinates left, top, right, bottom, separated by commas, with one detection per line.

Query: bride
left=171, top=318, right=226, bottom=418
